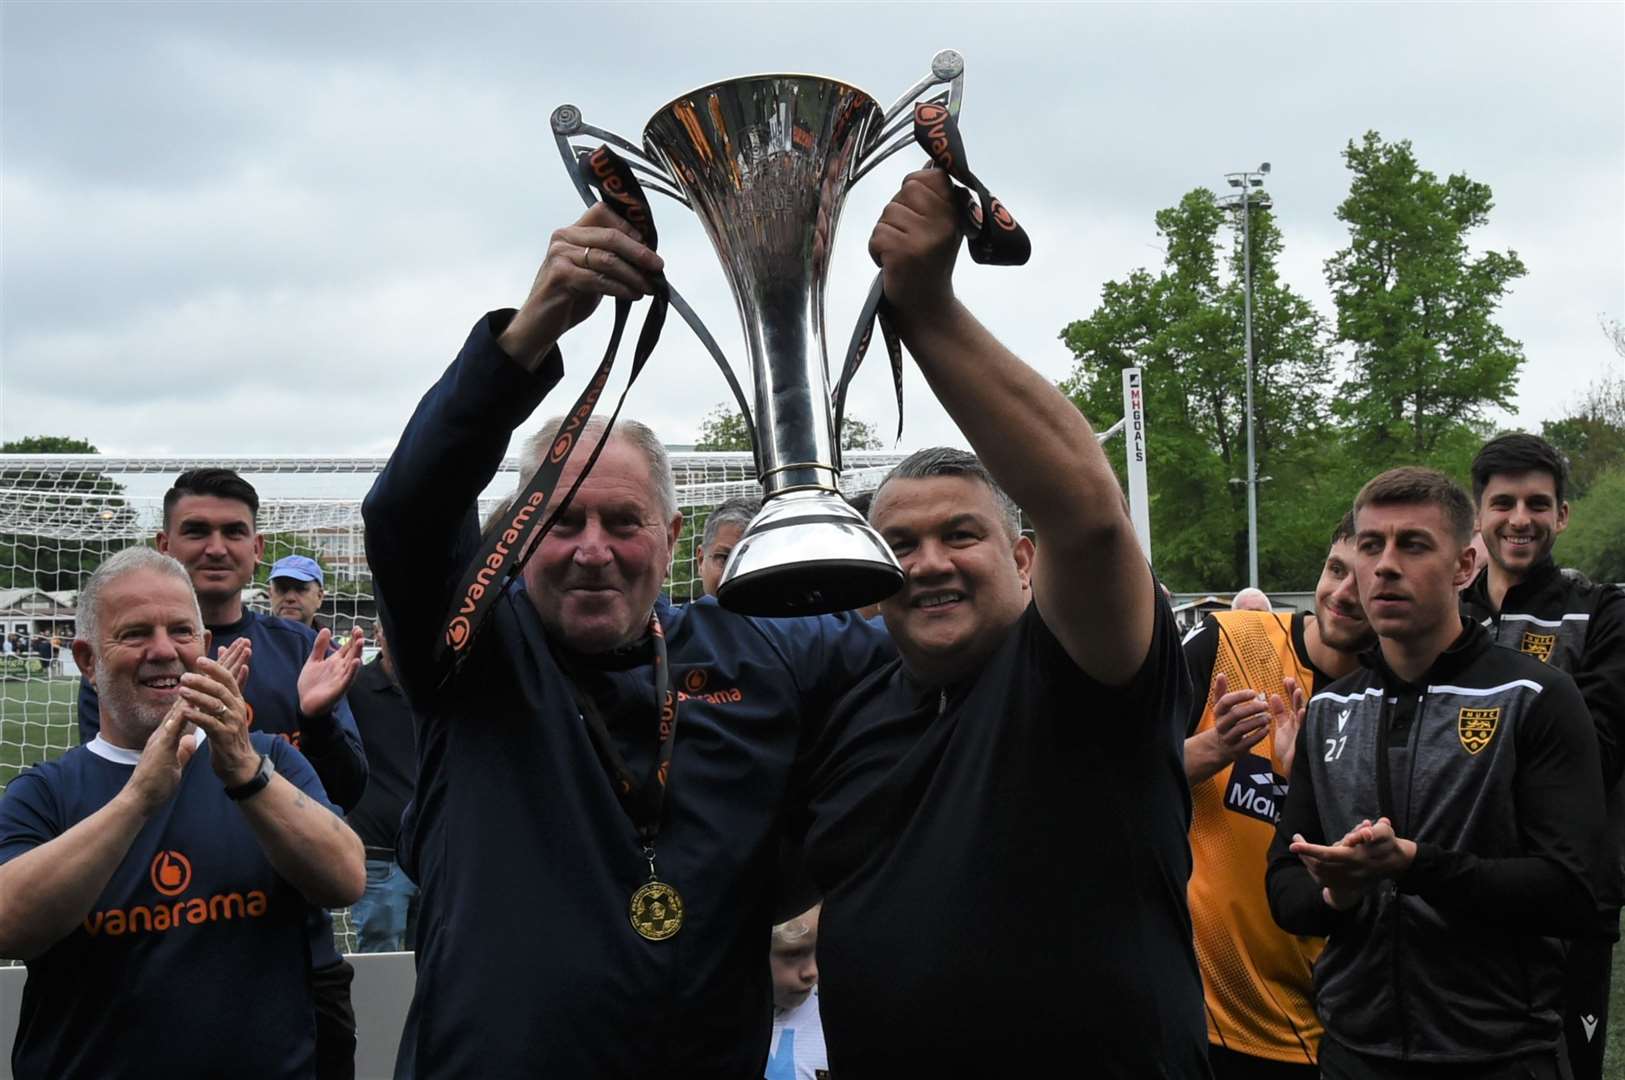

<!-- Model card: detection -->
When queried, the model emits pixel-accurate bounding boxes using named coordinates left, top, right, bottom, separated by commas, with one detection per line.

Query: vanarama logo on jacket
left=82, top=845, right=272, bottom=938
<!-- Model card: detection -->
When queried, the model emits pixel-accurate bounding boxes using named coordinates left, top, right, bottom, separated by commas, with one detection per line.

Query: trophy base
left=716, top=492, right=904, bottom=617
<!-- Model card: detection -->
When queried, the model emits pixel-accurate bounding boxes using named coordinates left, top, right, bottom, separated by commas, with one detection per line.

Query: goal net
left=0, top=451, right=904, bottom=951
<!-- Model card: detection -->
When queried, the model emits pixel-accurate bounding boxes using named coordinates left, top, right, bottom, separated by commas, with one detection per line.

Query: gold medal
left=629, top=879, right=685, bottom=940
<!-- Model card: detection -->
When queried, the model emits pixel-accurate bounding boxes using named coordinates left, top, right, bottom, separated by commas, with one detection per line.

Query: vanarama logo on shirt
left=676, top=667, right=743, bottom=706
left=81, top=848, right=270, bottom=938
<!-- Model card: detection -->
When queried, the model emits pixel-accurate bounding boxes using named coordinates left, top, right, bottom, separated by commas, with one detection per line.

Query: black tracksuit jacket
left=1267, top=619, right=1604, bottom=1064
left=1462, top=558, right=1625, bottom=933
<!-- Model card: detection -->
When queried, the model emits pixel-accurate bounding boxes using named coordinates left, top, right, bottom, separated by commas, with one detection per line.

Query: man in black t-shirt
left=792, top=169, right=1204, bottom=1076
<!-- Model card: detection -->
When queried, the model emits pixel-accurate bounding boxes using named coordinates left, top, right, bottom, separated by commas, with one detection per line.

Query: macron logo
left=1337, top=708, right=1351, bottom=733
left=1582, top=1015, right=1599, bottom=1042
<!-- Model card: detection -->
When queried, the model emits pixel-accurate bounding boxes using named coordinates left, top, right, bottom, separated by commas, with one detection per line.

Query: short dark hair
left=1353, top=467, right=1475, bottom=545
left=1330, top=509, right=1357, bottom=546
left=873, top=447, right=1021, bottom=540
left=845, top=491, right=873, bottom=517
left=163, top=468, right=260, bottom=529
left=700, top=495, right=760, bottom=550
left=1471, top=432, right=1569, bottom=506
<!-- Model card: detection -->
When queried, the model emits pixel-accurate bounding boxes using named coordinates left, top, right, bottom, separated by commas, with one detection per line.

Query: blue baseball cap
left=269, top=555, right=324, bottom=587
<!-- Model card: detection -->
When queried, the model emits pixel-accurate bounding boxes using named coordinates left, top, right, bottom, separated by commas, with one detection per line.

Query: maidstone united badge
left=1459, top=707, right=1501, bottom=755
left=1520, top=630, right=1557, bottom=663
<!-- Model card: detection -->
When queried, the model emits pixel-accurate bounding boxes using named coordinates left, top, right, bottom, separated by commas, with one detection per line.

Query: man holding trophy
left=789, top=169, right=1208, bottom=1076
left=363, top=199, right=892, bottom=1076
left=367, top=56, right=1203, bottom=1076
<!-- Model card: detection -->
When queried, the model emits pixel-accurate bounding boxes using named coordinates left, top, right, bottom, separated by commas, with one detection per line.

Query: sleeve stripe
left=1310, top=686, right=1385, bottom=706
left=1426, top=679, right=1545, bottom=697
left=1495, top=613, right=1591, bottom=628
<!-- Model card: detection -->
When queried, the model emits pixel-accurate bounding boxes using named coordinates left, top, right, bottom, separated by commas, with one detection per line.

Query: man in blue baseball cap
left=270, top=555, right=326, bottom=630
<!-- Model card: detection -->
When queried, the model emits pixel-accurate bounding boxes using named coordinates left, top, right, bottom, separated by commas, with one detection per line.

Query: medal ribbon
left=570, top=614, right=679, bottom=846
left=433, top=146, right=670, bottom=685
left=833, top=98, right=1032, bottom=447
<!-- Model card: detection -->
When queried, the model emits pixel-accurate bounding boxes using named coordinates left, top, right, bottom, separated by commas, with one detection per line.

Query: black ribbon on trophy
left=433, top=146, right=668, bottom=682
left=436, top=86, right=1029, bottom=680
left=833, top=97, right=1031, bottom=444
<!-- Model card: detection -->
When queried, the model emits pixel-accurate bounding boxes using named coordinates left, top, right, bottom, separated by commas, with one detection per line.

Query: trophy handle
left=550, top=105, right=691, bottom=208
left=547, top=104, right=760, bottom=472
left=851, top=49, right=966, bottom=185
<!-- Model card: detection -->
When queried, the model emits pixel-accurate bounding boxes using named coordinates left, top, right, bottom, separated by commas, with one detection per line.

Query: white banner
left=1122, top=368, right=1152, bottom=565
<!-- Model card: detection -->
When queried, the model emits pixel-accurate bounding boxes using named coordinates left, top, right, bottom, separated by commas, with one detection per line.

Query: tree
left=1061, top=189, right=1339, bottom=591
left=1536, top=316, right=1625, bottom=501
left=1542, top=374, right=1625, bottom=501
left=693, top=404, right=883, bottom=452
left=2, top=436, right=100, bottom=455
left=1556, top=463, right=1625, bottom=582
left=0, top=436, right=136, bottom=592
left=694, top=405, right=753, bottom=452
left=1324, top=132, right=1527, bottom=461
left=1601, top=313, right=1625, bottom=360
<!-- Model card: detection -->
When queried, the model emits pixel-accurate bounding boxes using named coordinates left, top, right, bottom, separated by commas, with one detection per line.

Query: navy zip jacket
left=1267, top=619, right=1603, bottom=1064
left=361, top=311, right=894, bottom=1078
left=1462, top=558, right=1625, bottom=931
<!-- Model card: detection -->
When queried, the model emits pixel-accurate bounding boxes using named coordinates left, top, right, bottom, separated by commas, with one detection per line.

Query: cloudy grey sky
left=2, top=1, right=1620, bottom=460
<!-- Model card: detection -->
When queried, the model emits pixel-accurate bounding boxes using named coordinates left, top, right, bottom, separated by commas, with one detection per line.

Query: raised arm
left=293, top=627, right=368, bottom=812
left=871, top=170, right=1153, bottom=686
left=361, top=203, right=661, bottom=701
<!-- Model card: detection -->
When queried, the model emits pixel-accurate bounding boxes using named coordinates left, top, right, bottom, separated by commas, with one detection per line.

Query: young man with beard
left=1268, top=467, right=1604, bottom=1079
left=1459, top=433, right=1625, bottom=1080
left=0, top=548, right=363, bottom=1078
left=789, top=169, right=1204, bottom=1076
left=1184, top=511, right=1374, bottom=1077
left=77, top=468, right=369, bottom=1078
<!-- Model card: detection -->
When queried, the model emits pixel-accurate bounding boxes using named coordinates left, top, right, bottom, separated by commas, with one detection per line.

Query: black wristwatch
left=225, top=753, right=275, bottom=802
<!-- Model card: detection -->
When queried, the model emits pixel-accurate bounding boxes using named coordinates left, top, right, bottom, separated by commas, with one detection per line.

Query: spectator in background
left=0, top=547, right=363, bottom=1078
left=1460, top=432, right=1625, bottom=1080
left=270, top=555, right=327, bottom=631
left=345, top=621, right=419, bottom=952
left=1231, top=587, right=1272, bottom=612
left=766, top=903, right=828, bottom=1080
left=695, top=495, right=759, bottom=599
left=77, top=467, right=368, bottom=1079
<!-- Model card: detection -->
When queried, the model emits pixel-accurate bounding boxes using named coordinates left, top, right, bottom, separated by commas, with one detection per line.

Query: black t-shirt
left=346, top=659, right=416, bottom=855
left=795, top=590, right=1207, bottom=1077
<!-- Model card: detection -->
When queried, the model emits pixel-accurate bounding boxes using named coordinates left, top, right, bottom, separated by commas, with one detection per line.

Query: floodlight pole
left=1221, top=163, right=1271, bottom=589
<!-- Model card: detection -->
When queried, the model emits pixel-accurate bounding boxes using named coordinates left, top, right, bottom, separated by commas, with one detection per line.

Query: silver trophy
left=551, top=50, right=966, bottom=616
